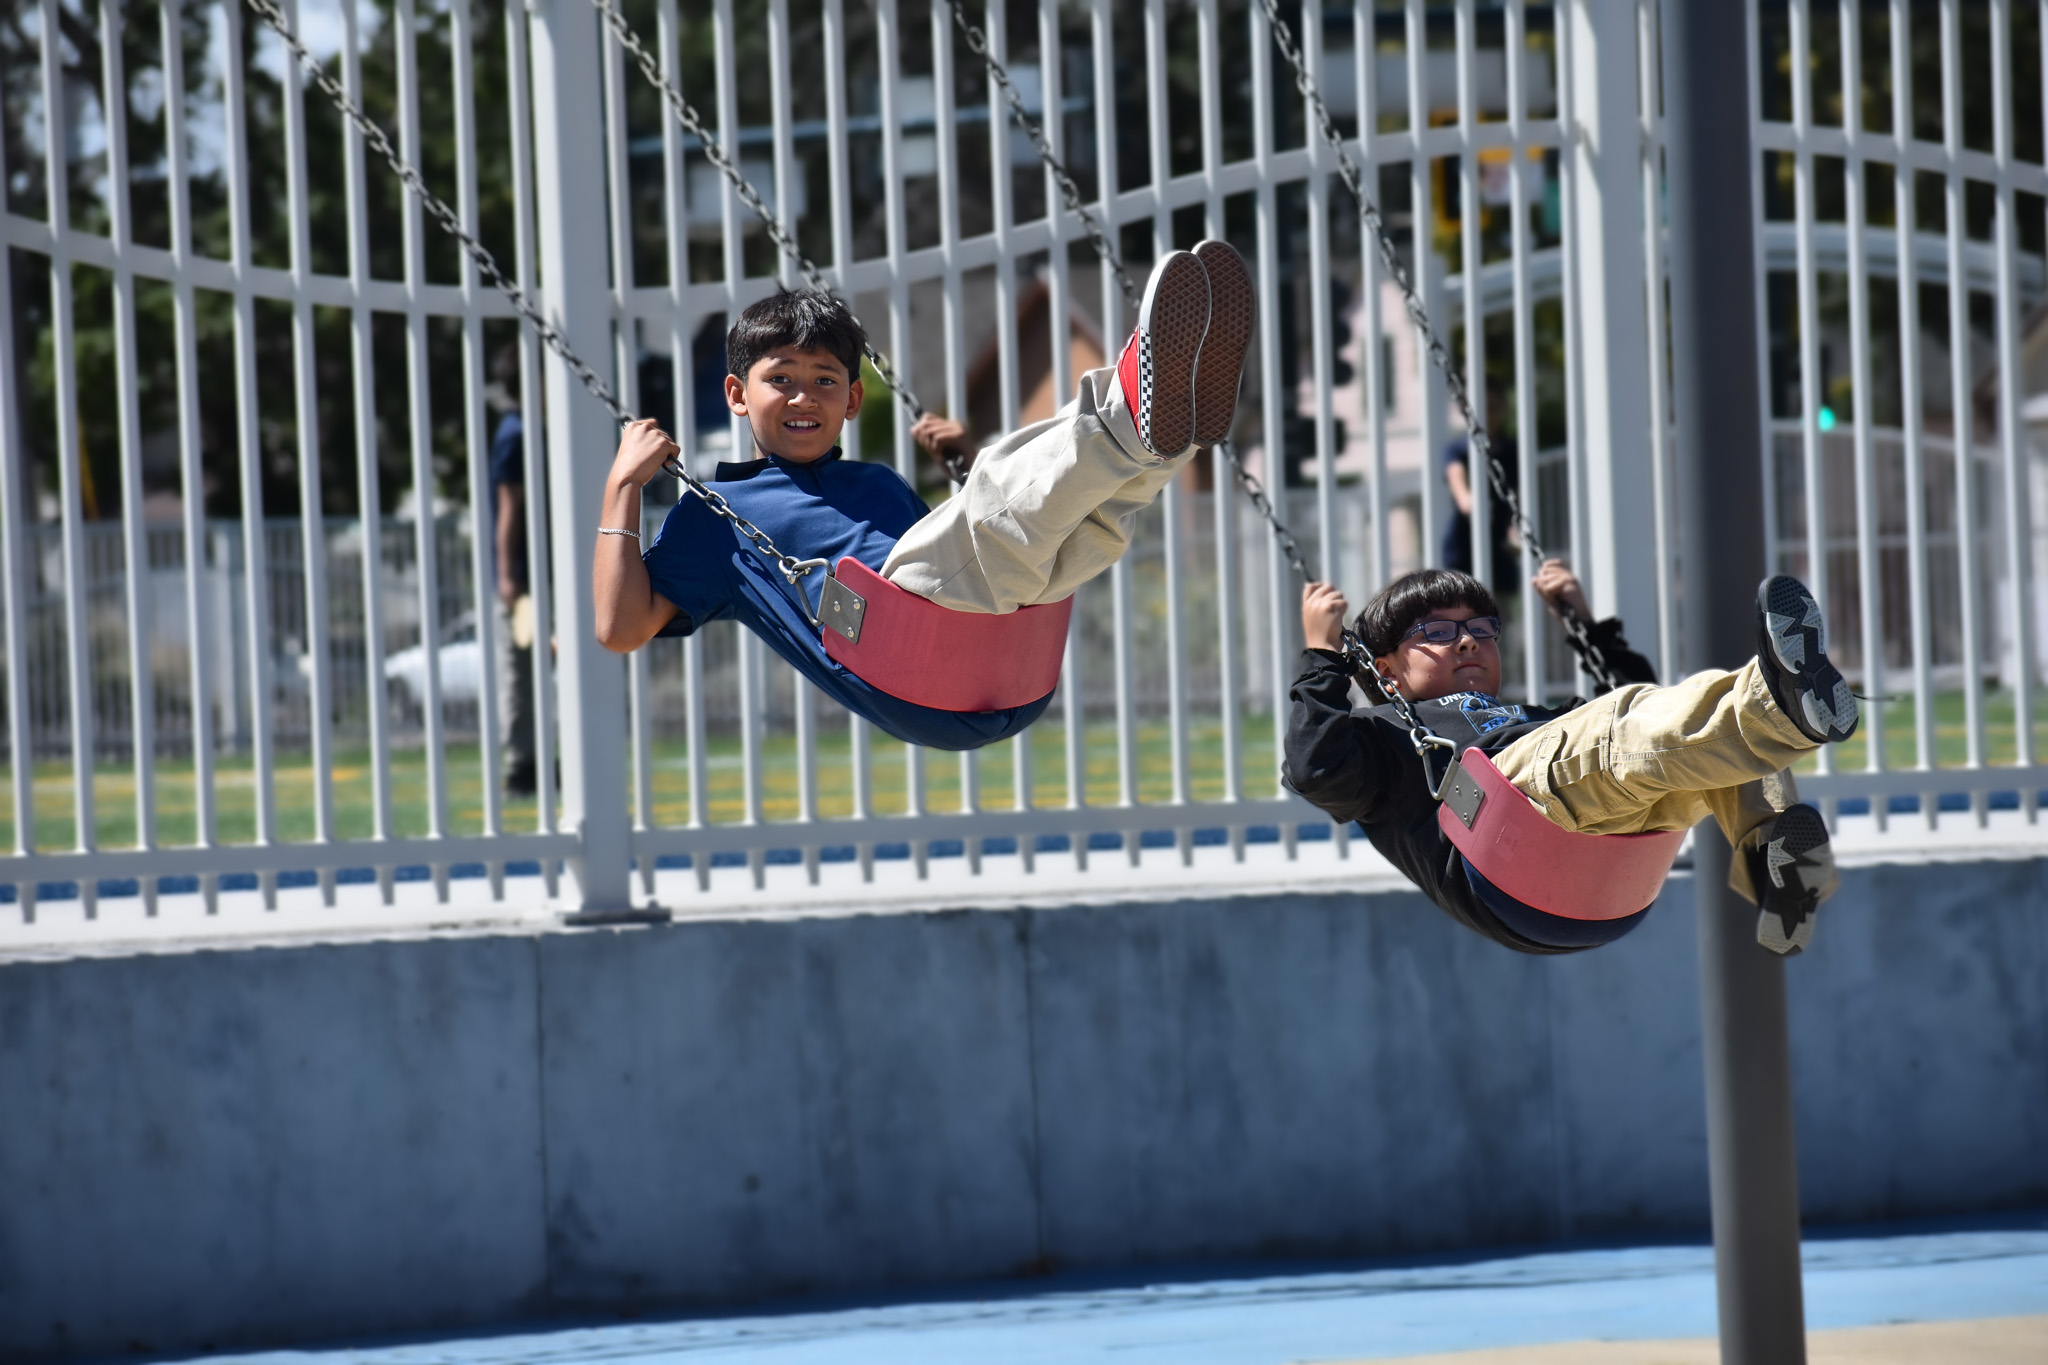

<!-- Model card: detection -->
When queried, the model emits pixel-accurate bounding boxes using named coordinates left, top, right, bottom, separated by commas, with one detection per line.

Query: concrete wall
left=3, top=858, right=2044, bottom=1360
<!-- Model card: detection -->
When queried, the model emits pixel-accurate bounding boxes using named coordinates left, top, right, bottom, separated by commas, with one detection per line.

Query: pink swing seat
left=1438, top=749, right=1686, bottom=922
left=819, top=557, right=1073, bottom=713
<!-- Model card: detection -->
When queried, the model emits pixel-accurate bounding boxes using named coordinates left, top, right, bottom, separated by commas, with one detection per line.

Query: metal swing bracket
left=820, top=568, right=867, bottom=644
left=1439, top=758, right=1487, bottom=831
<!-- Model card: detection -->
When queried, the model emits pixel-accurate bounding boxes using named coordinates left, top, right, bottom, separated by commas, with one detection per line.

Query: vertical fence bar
left=278, top=0, right=336, bottom=901
left=1200, top=0, right=1244, bottom=856
left=1568, top=0, right=1658, bottom=645
left=821, top=0, right=872, bottom=876
left=164, top=0, right=216, bottom=907
left=1353, top=0, right=1389, bottom=595
left=600, top=5, right=651, bottom=896
left=41, top=0, right=97, bottom=911
left=1251, top=0, right=1291, bottom=824
left=509, top=0, right=559, bottom=884
left=1304, top=0, right=1339, bottom=583
left=1788, top=0, right=1836, bottom=806
left=1406, top=0, right=1443, bottom=578
left=931, top=0, right=981, bottom=871
left=706, top=0, right=765, bottom=886
left=395, top=0, right=450, bottom=888
left=768, top=0, right=821, bottom=882
left=1455, top=0, right=1489, bottom=595
left=656, top=0, right=692, bottom=893
left=1938, top=0, right=1986, bottom=818
left=875, top=0, right=925, bottom=871
left=342, top=0, right=394, bottom=892
left=0, top=23, right=36, bottom=908
left=222, top=0, right=280, bottom=906
left=1840, top=0, right=1887, bottom=824
left=1049, top=0, right=1085, bottom=869
left=1147, top=0, right=1191, bottom=856
left=450, top=0, right=502, bottom=891
left=982, top=0, right=1031, bottom=861
left=1639, top=0, right=1678, bottom=684
left=1083, top=0, right=1137, bottom=863
left=1989, top=0, right=2036, bottom=814
left=1507, top=0, right=1543, bottom=704
left=1888, top=0, right=1936, bottom=818
left=531, top=0, right=632, bottom=910
left=103, top=0, right=159, bottom=904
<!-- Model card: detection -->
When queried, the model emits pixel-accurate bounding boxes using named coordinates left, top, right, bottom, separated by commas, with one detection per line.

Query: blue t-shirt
left=490, top=412, right=525, bottom=487
left=641, top=448, right=1053, bottom=751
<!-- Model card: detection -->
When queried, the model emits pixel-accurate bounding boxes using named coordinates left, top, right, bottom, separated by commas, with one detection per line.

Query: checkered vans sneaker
left=1756, top=574, right=1859, bottom=744
left=1116, top=250, right=1210, bottom=458
left=1190, top=240, right=1254, bottom=446
left=1748, top=803, right=1837, bottom=955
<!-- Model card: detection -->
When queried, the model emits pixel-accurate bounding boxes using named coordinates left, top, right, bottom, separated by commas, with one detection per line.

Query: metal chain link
left=589, top=0, right=980, bottom=484
left=1253, top=0, right=1620, bottom=694
left=242, top=0, right=832, bottom=601
left=941, top=0, right=1139, bottom=317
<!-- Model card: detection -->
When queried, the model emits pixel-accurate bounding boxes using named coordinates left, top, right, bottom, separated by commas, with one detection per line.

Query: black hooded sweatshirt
left=1282, top=618, right=1657, bottom=954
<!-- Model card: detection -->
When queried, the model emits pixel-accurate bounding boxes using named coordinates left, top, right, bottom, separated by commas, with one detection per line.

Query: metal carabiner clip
left=1410, top=729, right=1462, bottom=803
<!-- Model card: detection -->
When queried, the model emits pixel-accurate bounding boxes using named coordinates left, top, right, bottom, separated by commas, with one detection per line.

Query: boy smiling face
left=724, top=347, right=864, bottom=463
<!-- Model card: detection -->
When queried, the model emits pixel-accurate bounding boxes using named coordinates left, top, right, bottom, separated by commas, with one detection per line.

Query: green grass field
left=3, top=689, right=2038, bottom=855
left=0, top=715, right=1292, bottom=854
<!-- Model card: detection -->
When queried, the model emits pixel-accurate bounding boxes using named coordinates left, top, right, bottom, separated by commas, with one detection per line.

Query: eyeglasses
left=1401, top=615, right=1503, bottom=646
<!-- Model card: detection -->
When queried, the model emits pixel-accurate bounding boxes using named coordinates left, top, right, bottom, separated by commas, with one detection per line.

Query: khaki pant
left=1491, top=659, right=1819, bottom=901
left=881, top=366, right=1196, bottom=614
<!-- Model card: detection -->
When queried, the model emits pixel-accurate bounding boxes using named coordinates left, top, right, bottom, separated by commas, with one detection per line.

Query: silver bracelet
left=597, top=527, right=641, bottom=540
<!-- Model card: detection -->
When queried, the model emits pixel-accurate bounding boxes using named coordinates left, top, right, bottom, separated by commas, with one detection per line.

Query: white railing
left=0, top=0, right=2039, bottom=929
left=1743, top=0, right=2046, bottom=823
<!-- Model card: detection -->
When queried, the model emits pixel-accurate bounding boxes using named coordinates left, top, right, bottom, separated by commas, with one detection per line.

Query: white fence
left=0, top=0, right=2041, bottom=922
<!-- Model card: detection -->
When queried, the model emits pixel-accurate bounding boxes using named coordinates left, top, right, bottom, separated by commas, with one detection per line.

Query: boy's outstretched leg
left=880, top=245, right=1253, bottom=614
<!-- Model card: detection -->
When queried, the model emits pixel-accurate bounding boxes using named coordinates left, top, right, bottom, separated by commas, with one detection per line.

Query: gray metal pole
left=1660, top=1, right=1808, bottom=1362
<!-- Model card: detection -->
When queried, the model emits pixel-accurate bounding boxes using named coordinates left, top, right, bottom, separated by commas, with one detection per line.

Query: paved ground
left=1347, top=1315, right=2048, bottom=1363
left=165, top=1219, right=2048, bottom=1364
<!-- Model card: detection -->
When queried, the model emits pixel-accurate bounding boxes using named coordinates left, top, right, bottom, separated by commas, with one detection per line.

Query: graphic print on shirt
left=1447, top=691, right=1529, bottom=736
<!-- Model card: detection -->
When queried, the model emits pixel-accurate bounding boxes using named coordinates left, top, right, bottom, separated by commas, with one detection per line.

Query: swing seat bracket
left=820, top=573, right=867, bottom=644
left=1441, top=759, right=1486, bottom=831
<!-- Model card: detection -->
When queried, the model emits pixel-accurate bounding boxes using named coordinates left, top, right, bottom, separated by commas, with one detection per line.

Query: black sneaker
left=1756, top=574, right=1859, bottom=744
left=1748, top=803, right=1837, bottom=956
left=505, top=756, right=538, bottom=799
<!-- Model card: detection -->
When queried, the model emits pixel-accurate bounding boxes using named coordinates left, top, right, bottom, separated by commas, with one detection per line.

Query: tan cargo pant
left=1491, top=659, right=1820, bottom=902
left=881, top=366, right=1196, bottom=614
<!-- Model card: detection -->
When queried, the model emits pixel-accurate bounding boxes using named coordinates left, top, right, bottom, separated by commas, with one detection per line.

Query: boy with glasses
left=1286, top=564, right=1854, bottom=957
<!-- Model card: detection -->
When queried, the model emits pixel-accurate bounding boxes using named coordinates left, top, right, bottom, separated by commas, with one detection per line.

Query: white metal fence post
left=1567, top=0, right=1659, bottom=633
left=529, top=0, right=631, bottom=912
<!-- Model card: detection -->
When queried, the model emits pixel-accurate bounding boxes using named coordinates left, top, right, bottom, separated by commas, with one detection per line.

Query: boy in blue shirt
left=592, top=243, right=1254, bottom=751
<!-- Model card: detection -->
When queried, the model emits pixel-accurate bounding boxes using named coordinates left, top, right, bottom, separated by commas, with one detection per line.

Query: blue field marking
left=154, top=1216, right=2048, bottom=1365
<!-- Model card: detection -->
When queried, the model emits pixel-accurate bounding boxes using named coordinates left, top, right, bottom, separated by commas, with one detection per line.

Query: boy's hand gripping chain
left=240, top=0, right=834, bottom=611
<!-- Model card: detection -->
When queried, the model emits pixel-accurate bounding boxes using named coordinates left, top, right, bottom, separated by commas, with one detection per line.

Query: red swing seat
left=1438, top=750, right=1686, bottom=922
left=819, top=557, right=1073, bottom=713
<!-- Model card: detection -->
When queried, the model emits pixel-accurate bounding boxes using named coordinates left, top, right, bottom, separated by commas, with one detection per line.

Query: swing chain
left=941, top=0, right=1141, bottom=316
left=588, top=0, right=931, bottom=436
left=1253, top=0, right=1622, bottom=694
left=242, top=0, right=831, bottom=599
left=1219, top=441, right=1311, bottom=583
left=595, top=0, right=979, bottom=486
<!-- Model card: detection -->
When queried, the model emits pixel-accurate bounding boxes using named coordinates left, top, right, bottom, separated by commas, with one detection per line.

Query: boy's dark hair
left=726, top=289, right=867, bottom=383
left=1356, top=568, right=1500, bottom=657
